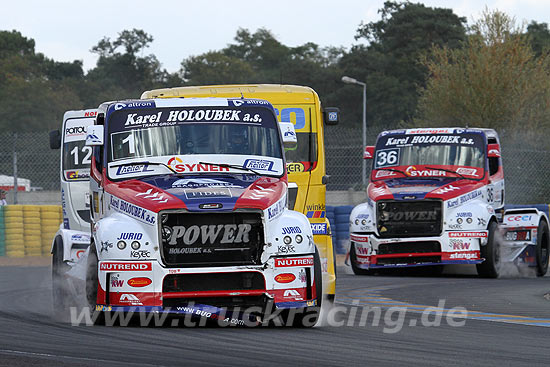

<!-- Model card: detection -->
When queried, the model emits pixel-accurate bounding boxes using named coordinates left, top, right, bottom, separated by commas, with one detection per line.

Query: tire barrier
left=0, top=205, right=62, bottom=257
left=327, top=205, right=354, bottom=254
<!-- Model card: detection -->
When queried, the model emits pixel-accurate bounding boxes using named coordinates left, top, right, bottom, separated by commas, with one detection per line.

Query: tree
left=526, top=21, right=550, bottom=56
left=417, top=9, right=550, bottom=132
left=86, top=29, right=175, bottom=105
left=348, top=1, right=467, bottom=127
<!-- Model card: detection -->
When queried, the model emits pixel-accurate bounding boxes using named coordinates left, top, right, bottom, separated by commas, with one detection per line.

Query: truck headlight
left=283, top=236, right=292, bottom=245
left=466, top=218, right=473, bottom=224
left=131, top=241, right=141, bottom=250
left=457, top=218, right=463, bottom=224
left=355, top=219, right=359, bottom=225
left=361, top=219, right=367, bottom=225
left=117, top=240, right=126, bottom=250
left=295, top=234, right=303, bottom=244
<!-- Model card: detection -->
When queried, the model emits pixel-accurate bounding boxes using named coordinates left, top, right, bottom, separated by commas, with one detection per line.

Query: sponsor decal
left=448, top=224, right=463, bottom=230
left=385, top=137, right=410, bottom=146
left=75, top=250, right=85, bottom=259
left=65, top=170, right=90, bottom=180
left=267, top=197, right=286, bottom=221
left=383, top=211, right=437, bottom=221
left=95, top=305, right=112, bottom=312
left=456, top=167, right=478, bottom=176
left=168, top=224, right=252, bottom=245
left=109, top=196, right=156, bottom=225
left=448, top=232, right=487, bottom=238
left=249, top=185, right=276, bottom=200
left=117, top=233, right=143, bottom=241
left=172, top=178, right=241, bottom=188
left=100, top=241, right=113, bottom=253
left=115, top=164, right=154, bottom=176
left=311, top=223, right=327, bottom=235
left=184, top=188, right=231, bottom=199
left=71, top=234, right=90, bottom=242
left=111, top=275, right=124, bottom=288
left=244, top=159, right=275, bottom=172
left=446, top=190, right=482, bottom=209
left=298, top=269, right=307, bottom=283
left=277, top=243, right=296, bottom=254
left=115, top=101, right=154, bottom=111
left=65, top=126, right=87, bottom=137
left=407, top=128, right=455, bottom=134
left=507, top=215, right=532, bottom=222
left=406, top=166, right=446, bottom=177
left=450, top=239, right=471, bottom=250
left=287, top=162, right=305, bottom=173
left=275, top=273, right=296, bottom=283
left=128, top=277, right=152, bottom=287
left=306, top=204, right=326, bottom=218
left=444, top=251, right=480, bottom=260
left=375, top=170, right=397, bottom=178
left=456, top=212, right=473, bottom=218
left=130, top=250, right=151, bottom=259
left=350, top=235, right=369, bottom=243
left=274, top=257, right=314, bottom=267
left=167, top=157, right=230, bottom=173
left=100, top=262, right=152, bottom=271
left=282, top=226, right=301, bottom=234
left=119, top=293, right=143, bottom=305
left=283, top=289, right=303, bottom=301
left=355, top=246, right=369, bottom=256
left=84, top=111, right=97, bottom=117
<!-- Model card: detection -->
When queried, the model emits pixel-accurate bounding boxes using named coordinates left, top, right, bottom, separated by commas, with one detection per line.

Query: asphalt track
left=0, top=265, right=549, bottom=366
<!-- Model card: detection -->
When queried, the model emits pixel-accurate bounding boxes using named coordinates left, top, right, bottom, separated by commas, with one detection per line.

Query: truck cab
left=349, top=127, right=549, bottom=278
left=80, top=97, right=322, bottom=326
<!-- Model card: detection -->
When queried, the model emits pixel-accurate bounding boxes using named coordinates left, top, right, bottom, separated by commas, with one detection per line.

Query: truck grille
left=160, top=211, right=264, bottom=267
left=377, top=200, right=442, bottom=238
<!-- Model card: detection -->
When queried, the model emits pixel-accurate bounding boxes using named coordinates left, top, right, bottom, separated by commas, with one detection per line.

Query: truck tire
left=350, top=242, right=374, bottom=275
left=535, top=220, right=549, bottom=277
left=52, top=236, right=70, bottom=317
left=86, top=246, right=105, bottom=325
left=476, top=221, right=500, bottom=278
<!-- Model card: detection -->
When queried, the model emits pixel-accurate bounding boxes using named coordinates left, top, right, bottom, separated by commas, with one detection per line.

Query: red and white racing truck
left=52, top=97, right=323, bottom=326
left=349, top=128, right=549, bottom=278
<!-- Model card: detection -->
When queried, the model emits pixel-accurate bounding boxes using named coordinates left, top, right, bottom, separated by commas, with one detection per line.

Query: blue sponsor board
left=311, top=223, right=327, bottom=235
left=244, top=159, right=275, bottom=172
left=116, top=164, right=154, bottom=176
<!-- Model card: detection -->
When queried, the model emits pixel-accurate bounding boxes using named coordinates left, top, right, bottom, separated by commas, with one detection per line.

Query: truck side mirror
left=49, top=130, right=61, bottom=149
left=279, top=122, right=298, bottom=149
left=323, top=107, right=340, bottom=125
left=364, top=146, right=375, bottom=159
left=487, top=143, right=501, bottom=158
left=86, top=125, right=104, bottom=146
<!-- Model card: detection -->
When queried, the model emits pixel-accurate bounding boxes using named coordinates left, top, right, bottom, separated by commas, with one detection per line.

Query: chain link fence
left=0, top=128, right=548, bottom=205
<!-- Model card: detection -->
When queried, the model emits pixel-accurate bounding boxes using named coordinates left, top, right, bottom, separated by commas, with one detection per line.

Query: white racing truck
left=49, top=109, right=97, bottom=308
left=52, top=97, right=323, bottom=326
left=349, top=128, right=549, bottom=278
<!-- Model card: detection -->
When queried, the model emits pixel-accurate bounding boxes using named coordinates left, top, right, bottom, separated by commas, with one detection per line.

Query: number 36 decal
left=375, top=148, right=400, bottom=169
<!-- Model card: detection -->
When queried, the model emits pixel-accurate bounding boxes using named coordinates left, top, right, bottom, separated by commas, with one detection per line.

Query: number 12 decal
left=375, top=148, right=400, bottom=169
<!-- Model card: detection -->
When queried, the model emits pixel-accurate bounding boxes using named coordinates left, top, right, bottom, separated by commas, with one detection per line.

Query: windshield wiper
left=198, top=161, right=261, bottom=176
left=424, top=166, right=474, bottom=180
left=110, top=161, right=177, bottom=173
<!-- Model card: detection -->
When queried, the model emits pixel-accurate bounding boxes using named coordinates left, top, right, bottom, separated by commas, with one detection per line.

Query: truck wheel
left=535, top=221, right=549, bottom=277
left=86, top=246, right=105, bottom=325
left=52, top=237, right=70, bottom=317
left=476, top=221, right=500, bottom=278
left=350, top=243, right=374, bottom=275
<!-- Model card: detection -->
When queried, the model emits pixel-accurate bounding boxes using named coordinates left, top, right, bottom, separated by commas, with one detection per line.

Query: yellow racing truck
left=140, top=85, right=339, bottom=300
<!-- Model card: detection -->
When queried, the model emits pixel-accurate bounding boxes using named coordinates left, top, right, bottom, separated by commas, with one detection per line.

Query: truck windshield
left=372, top=132, right=486, bottom=180
left=106, top=105, right=284, bottom=178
